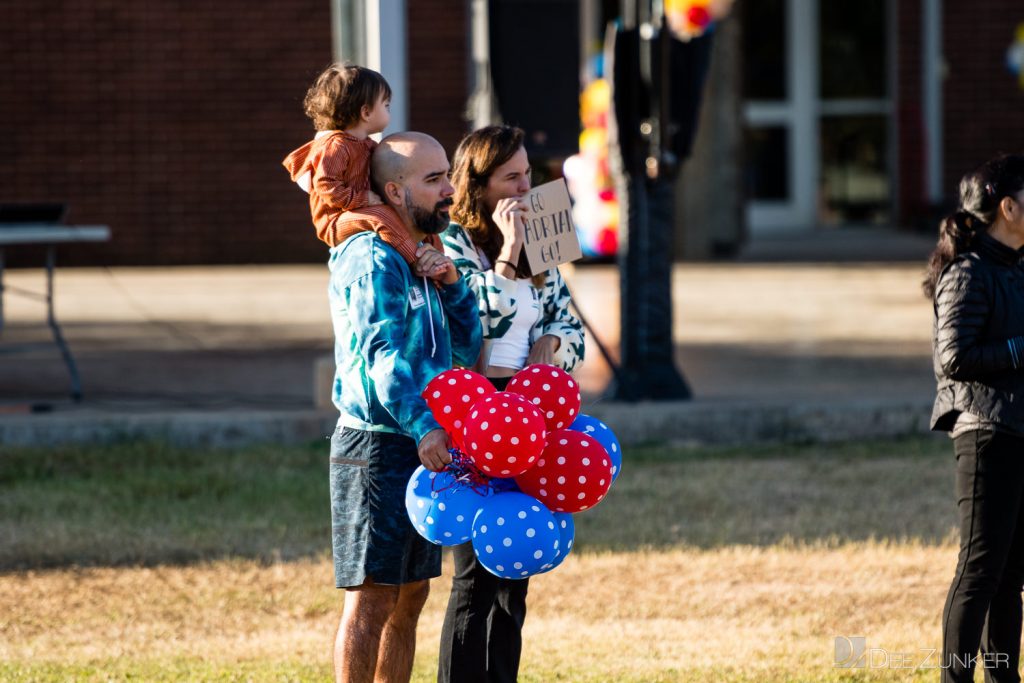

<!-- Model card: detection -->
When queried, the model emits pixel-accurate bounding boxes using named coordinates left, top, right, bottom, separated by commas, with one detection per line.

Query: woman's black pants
left=438, top=373, right=528, bottom=683
left=437, top=540, right=529, bottom=683
left=943, top=430, right=1024, bottom=683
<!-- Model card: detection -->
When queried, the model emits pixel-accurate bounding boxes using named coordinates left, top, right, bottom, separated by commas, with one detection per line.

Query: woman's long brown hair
left=450, top=126, right=546, bottom=286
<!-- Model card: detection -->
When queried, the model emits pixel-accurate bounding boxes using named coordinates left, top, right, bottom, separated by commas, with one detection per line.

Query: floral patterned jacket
left=441, top=223, right=585, bottom=374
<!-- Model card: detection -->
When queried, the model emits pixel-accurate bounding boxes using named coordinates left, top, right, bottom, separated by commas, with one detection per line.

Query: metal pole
left=468, top=0, right=499, bottom=128
left=608, top=0, right=692, bottom=401
left=332, top=0, right=367, bottom=64
left=365, top=0, right=407, bottom=134
left=923, top=0, right=944, bottom=205
left=45, top=246, right=82, bottom=401
left=0, top=247, right=5, bottom=337
left=568, top=297, right=628, bottom=394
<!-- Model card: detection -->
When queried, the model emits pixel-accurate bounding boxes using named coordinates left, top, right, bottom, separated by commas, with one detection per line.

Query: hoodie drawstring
left=423, top=275, right=437, bottom=358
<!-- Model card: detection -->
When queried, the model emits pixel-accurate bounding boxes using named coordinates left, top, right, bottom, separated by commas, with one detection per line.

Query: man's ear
left=383, top=181, right=404, bottom=207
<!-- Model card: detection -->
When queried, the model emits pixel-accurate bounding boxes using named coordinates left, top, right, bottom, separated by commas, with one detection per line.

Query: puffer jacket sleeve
left=440, top=224, right=520, bottom=340
left=934, top=258, right=1016, bottom=380
left=539, top=268, right=585, bottom=373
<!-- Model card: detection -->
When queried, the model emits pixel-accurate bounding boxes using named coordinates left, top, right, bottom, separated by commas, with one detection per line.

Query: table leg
left=45, top=246, right=82, bottom=402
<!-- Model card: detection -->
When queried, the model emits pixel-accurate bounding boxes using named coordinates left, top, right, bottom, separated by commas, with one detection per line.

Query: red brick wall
left=943, top=1, right=1024, bottom=195
left=0, top=1, right=470, bottom=266
left=407, top=0, right=470, bottom=157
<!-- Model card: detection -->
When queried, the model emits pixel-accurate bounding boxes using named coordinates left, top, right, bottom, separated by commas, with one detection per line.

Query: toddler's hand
left=430, top=260, right=458, bottom=285
left=415, top=246, right=459, bottom=286
left=366, top=191, right=384, bottom=206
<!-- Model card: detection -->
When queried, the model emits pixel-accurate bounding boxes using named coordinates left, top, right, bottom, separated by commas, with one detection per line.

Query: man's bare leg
left=335, top=580, right=400, bottom=683
left=374, top=580, right=431, bottom=683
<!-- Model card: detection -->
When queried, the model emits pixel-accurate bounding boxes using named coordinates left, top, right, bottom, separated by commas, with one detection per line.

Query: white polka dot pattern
left=471, top=491, right=560, bottom=579
left=513, top=429, right=614, bottom=513
left=462, top=392, right=546, bottom=477
left=422, top=369, right=495, bottom=449
left=536, top=511, right=576, bottom=574
left=405, top=465, right=492, bottom=546
left=505, top=363, right=582, bottom=432
left=567, top=413, right=623, bottom=482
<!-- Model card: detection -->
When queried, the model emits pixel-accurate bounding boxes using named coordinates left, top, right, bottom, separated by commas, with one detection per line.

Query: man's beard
left=406, top=191, right=453, bottom=235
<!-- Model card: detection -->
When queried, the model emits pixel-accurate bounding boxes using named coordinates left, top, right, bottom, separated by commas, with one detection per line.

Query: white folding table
left=0, top=225, right=111, bottom=401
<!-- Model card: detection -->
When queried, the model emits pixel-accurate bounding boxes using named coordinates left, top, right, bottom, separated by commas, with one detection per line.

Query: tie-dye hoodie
left=328, top=231, right=483, bottom=444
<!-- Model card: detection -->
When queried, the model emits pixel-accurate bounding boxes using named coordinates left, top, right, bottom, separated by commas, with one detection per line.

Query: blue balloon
left=406, top=466, right=492, bottom=546
left=489, top=477, right=520, bottom=493
left=569, top=414, right=622, bottom=481
left=538, top=512, right=576, bottom=574
left=471, top=492, right=560, bottom=579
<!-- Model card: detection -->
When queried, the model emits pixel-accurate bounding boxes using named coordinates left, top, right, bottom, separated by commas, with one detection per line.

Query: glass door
left=743, top=0, right=818, bottom=233
left=743, top=0, right=892, bottom=234
left=818, top=0, right=893, bottom=226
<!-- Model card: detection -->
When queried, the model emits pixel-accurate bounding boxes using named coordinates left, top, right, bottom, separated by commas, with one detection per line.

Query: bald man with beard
left=327, top=132, right=483, bottom=683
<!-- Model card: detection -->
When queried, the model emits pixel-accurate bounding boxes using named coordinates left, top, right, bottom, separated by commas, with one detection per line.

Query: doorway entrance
left=743, top=0, right=895, bottom=234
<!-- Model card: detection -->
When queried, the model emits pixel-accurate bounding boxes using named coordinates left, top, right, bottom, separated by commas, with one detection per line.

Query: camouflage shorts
left=329, top=426, right=442, bottom=588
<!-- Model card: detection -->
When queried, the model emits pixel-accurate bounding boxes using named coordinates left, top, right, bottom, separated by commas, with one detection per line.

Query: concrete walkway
left=0, top=232, right=940, bottom=447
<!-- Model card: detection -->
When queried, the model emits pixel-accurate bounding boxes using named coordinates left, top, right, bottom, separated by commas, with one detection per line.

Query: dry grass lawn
left=0, top=545, right=954, bottom=682
left=0, top=437, right=965, bottom=681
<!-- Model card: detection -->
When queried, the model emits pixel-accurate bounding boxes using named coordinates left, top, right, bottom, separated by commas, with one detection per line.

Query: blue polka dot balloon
left=490, top=477, right=521, bottom=493
left=538, top=512, right=576, bottom=574
left=406, top=466, right=492, bottom=546
left=471, top=492, right=560, bottom=579
left=569, top=414, right=622, bottom=481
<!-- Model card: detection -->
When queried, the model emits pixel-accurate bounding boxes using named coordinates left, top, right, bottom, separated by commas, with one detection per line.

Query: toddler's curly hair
left=303, top=63, right=391, bottom=131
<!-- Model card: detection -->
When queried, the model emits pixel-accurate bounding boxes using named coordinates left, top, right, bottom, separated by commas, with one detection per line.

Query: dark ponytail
left=923, top=154, right=1024, bottom=298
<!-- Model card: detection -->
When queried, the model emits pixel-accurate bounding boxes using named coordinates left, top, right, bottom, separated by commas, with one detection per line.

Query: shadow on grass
left=0, top=439, right=334, bottom=571
left=577, top=434, right=956, bottom=551
left=0, top=435, right=957, bottom=570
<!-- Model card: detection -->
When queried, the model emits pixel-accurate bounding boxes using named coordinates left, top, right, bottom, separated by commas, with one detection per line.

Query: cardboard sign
left=520, top=178, right=583, bottom=273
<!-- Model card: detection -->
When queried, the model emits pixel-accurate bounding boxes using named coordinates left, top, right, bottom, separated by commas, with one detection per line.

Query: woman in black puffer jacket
left=927, top=153, right=1024, bottom=683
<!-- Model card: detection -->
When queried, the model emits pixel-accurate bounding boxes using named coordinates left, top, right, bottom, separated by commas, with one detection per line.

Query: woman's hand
left=491, top=197, right=528, bottom=245
left=492, top=198, right=528, bottom=278
left=525, top=335, right=561, bottom=367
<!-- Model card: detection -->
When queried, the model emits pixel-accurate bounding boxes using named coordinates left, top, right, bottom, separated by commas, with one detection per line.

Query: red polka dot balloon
left=422, top=369, right=495, bottom=446
left=514, top=429, right=613, bottom=513
left=506, top=364, right=581, bottom=431
left=462, top=392, right=547, bottom=478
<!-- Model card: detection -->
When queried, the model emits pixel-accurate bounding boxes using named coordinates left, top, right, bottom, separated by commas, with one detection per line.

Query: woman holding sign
left=438, top=125, right=584, bottom=683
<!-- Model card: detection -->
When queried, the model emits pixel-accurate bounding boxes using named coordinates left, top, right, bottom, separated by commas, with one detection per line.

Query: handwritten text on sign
left=521, top=178, right=583, bottom=273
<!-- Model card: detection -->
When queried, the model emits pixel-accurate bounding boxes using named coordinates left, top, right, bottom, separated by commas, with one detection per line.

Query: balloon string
left=430, top=448, right=493, bottom=496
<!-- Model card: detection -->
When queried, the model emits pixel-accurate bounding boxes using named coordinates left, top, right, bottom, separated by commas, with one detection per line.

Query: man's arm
left=439, top=276, right=484, bottom=369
